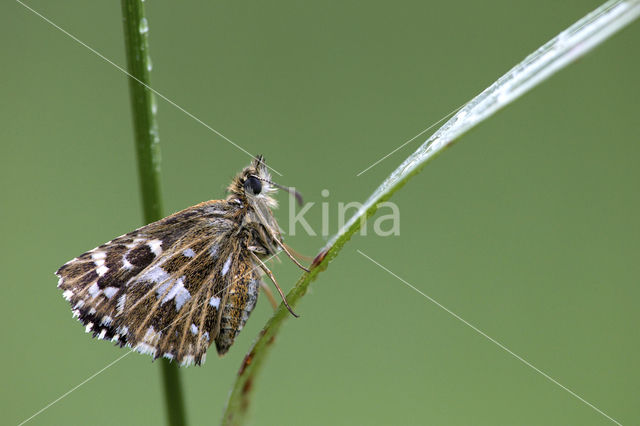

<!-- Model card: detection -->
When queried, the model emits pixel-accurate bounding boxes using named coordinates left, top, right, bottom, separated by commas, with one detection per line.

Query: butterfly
left=56, top=156, right=308, bottom=366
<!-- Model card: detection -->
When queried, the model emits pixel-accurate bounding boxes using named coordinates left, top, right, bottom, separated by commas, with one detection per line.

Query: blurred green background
left=2, top=1, right=638, bottom=425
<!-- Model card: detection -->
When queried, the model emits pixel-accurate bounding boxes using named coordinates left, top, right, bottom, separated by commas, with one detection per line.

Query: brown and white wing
left=56, top=200, right=246, bottom=366
left=119, top=241, right=261, bottom=365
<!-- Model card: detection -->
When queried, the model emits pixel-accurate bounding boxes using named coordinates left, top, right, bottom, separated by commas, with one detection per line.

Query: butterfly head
left=229, top=155, right=303, bottom=208
left=228, top=155, right=277, bottom=208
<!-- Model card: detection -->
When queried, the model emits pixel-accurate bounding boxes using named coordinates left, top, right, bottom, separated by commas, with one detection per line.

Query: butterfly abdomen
left=215, top=274, right=259, bottom=355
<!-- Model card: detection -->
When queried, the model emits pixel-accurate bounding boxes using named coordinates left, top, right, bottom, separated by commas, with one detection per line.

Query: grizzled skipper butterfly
left=56, top=156, right=308, bottom=366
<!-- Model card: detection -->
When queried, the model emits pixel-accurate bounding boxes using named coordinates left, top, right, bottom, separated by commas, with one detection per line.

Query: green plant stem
left=120, top=0, right=162, bottom=223
left=159, top=362, right=187, bottom=426
left=221, top=1, right=640, bottom=424
left=120, top=1, right=187, bottom=426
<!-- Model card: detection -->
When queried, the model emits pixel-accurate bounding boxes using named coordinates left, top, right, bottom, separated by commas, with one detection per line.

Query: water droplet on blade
left=139, top=18, right=149, bottom=34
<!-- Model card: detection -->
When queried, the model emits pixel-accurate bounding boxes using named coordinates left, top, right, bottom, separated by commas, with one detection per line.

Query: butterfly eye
left=244, top=176, right=262, bottom=195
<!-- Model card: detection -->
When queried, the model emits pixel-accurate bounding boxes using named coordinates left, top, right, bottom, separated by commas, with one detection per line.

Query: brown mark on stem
left=242, top=377, right=253, bottom=395
left=238, top=352, right=253, bottom=376
left=312, top=249, right=328, bottom=268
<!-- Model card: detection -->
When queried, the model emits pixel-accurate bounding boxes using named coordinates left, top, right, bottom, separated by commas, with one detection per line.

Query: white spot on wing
left=180, top=355, right=195, bottom=367
left=160, top=276, right=191, bottom=311
left=98, top=329, right=107, bottom=339
left=163, top=353, right=174, bottom=360
left=183, top=248, right=195, bottom=258
left=62, top=290, right=74, bottom=300
left=190, top=323, right=198, bottom=334
left=103, top=286, right=118, bottom=299
left=88, top=282, right=100, bottom=299
left=221, top=254, right=232, bottom=276
left=175, top=293, right=190, bottom=311
left=85, top=322, right=94, bottom=333
left=209, top=244, right=219, bottom=258
left=91, top=251, right=106, bottom=260
left=122, top=256, right=133, bottom=270
left=174, top=279, right=191, bottom=311
left=135, top=342, right=157, bottom=357
left=142, top=266, right=170, bottom=284
left=117, top=294, right=127, bottom=314
left=96, top=265, right=109, bottom=277
left=147, top=239, right=163, bottom=256
left=101, top=315, right=113, bottom=326
left=155, top=279, right=172, bottom=299
left=202, top=331, right=210, bottom=341
left=209, top=296, right=220, bottom=308
left=144, top=326, right=158, bottom=342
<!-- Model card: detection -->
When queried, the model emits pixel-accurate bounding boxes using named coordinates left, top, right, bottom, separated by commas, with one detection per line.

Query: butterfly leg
left=273, top=237, right=310, bottom=273
left=259, top=280, right=279, bottom=310
left=249, top=251, right=299, bottom=318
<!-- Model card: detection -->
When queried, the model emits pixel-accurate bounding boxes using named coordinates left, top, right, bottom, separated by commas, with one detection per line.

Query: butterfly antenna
left=259, top=177, right=303, bottom=206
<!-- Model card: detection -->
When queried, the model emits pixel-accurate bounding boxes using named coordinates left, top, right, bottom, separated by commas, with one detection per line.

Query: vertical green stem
left=120, top=0, right=162, bottom=223
left=120, top=1, right=187, bottom=425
